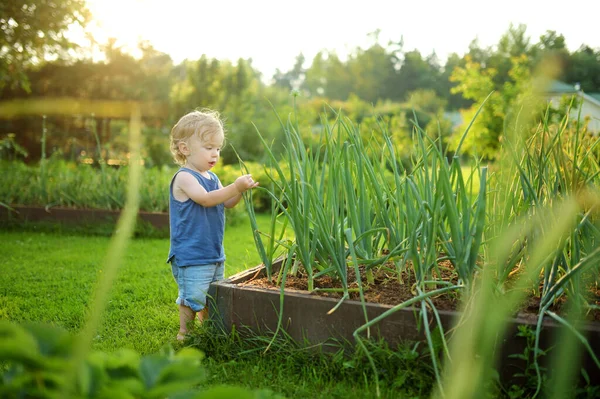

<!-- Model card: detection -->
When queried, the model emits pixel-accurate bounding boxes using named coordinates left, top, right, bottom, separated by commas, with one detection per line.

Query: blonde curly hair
left=169, top=109, right=226, bottom=166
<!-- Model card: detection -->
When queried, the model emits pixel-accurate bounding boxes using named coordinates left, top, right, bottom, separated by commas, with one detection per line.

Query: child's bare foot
left=176, top=331, right=187, bottom=341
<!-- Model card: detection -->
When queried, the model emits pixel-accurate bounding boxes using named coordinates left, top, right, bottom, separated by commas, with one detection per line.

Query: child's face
left=181, top=133, right=224, bottom=172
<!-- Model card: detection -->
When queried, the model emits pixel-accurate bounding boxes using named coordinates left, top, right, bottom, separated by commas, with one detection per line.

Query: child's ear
left=178, top=141, right=190, bottom=156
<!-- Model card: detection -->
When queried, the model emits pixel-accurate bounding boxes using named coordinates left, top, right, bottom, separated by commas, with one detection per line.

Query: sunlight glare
left=69, top=0, right=600, bottom=80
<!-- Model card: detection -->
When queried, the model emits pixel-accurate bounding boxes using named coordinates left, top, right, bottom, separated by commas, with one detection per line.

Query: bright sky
left=73, top=0, right=598, bottom=80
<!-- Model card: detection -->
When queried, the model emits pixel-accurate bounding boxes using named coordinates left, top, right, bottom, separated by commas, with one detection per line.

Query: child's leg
left=178, top=304, right=196, bottom=339
left=172, top=261, right=199, bottom=340
left=195, top=262, right=223, bottom=324
left=175, top=262, right=225, bottom=339
left=197, top=307, right=208, bottom=323
left=187, top=262, right=224, bottom=325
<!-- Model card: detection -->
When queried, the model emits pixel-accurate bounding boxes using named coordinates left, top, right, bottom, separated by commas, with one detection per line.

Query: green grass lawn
left=0, top=215, right=435, bottom=398
left=0, top=215, right=268, bottom=354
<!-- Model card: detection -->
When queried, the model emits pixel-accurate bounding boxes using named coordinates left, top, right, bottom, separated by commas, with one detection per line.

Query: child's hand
left=234, top=174, right=259, bottom=193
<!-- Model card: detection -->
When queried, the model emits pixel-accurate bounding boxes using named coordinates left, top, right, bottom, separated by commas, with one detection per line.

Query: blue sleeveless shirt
left=167, top=167, right=226, bottom=266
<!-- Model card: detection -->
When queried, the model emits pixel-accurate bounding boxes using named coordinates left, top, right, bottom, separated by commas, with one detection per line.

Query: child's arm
left=223, top=182, right=243, bottom=209
left=175, top=172, right=258, bottom=208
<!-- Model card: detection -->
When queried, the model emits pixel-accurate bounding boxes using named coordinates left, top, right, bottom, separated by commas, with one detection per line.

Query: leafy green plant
left=0, top=321, right=207, bottom=399
left=0, top=158, right=269, bottom=221
left=0, top=321, right=280, bottom=399
left=0, top=133, right=28, bottom=161
left=505, top=325, right=549, bottom=398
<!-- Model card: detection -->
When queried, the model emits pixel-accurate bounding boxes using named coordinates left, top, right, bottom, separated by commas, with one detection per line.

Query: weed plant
left=189, top=321, right=436, bottom=399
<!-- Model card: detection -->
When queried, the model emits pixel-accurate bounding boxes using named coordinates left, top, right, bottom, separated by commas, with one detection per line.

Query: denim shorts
left=170, top=258, right=225, bottom=312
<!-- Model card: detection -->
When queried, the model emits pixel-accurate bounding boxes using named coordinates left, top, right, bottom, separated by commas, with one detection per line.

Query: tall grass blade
left=63, top=105, right=142, bottom=396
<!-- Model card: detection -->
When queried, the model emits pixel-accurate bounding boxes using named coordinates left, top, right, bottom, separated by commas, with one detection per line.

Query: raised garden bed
left=209, top=260, right=600, bottom=385
left=0, top=205, right=169, bottom=230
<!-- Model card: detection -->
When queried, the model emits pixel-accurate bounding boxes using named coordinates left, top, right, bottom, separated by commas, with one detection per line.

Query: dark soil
left=239, top=260, right=600, bottom=322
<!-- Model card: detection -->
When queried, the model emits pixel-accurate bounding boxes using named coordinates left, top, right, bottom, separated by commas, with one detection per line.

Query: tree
left=496, top=23, right=531, bottom=58
left=0, top=38, right=174, bottom=163
left=565, top=45, right=600, bottom=93
left=394, top=50, right=441, bottom=102
left=346, top=43, right=396, bottom=102
left=0, top=0, right=90, bottom=92
left=322, top=52, right=352, bottom=100
left=530, top=30, right=570, bottom=83
left=449, top=53, right=532, bottom=159
left=272, top=53, right=305, bottom=92
left=465, top=38, right=492, bottom=66
left=302, top=51, right=328, bottom=97
left=301, top=51, right=340, bottom=98
left=440, top=53, right=472, bottom=110
left=486, top=23, right=533, bottom=87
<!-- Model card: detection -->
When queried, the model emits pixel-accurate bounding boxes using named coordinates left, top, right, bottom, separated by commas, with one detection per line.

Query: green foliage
left=505, top=326, right=549, bottom=398
left=0, top=133, right=28, bottom=160
left=142, top=127, right=175, bottom=169
left=272, top=53, right=305, bottom=92
left=251, top=104, right=484, bottom=291
left=192, top=323, right=435, bottom=399
left=0, top=0, right=90, bottom=93
left=244, top=101, right=600, bottom=397
left=566, top=46, right=600, bottom=92
left=449, top=53, right=532, bottom=159
left=165, top=56, right=297, bottom=166
left=393, top=50, right=442, bottom=102
left=0, top=320, right=274, bottom=399
left=0, top=159, right=273, bottom=218
left=3, top=21, right=600, bottom=167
